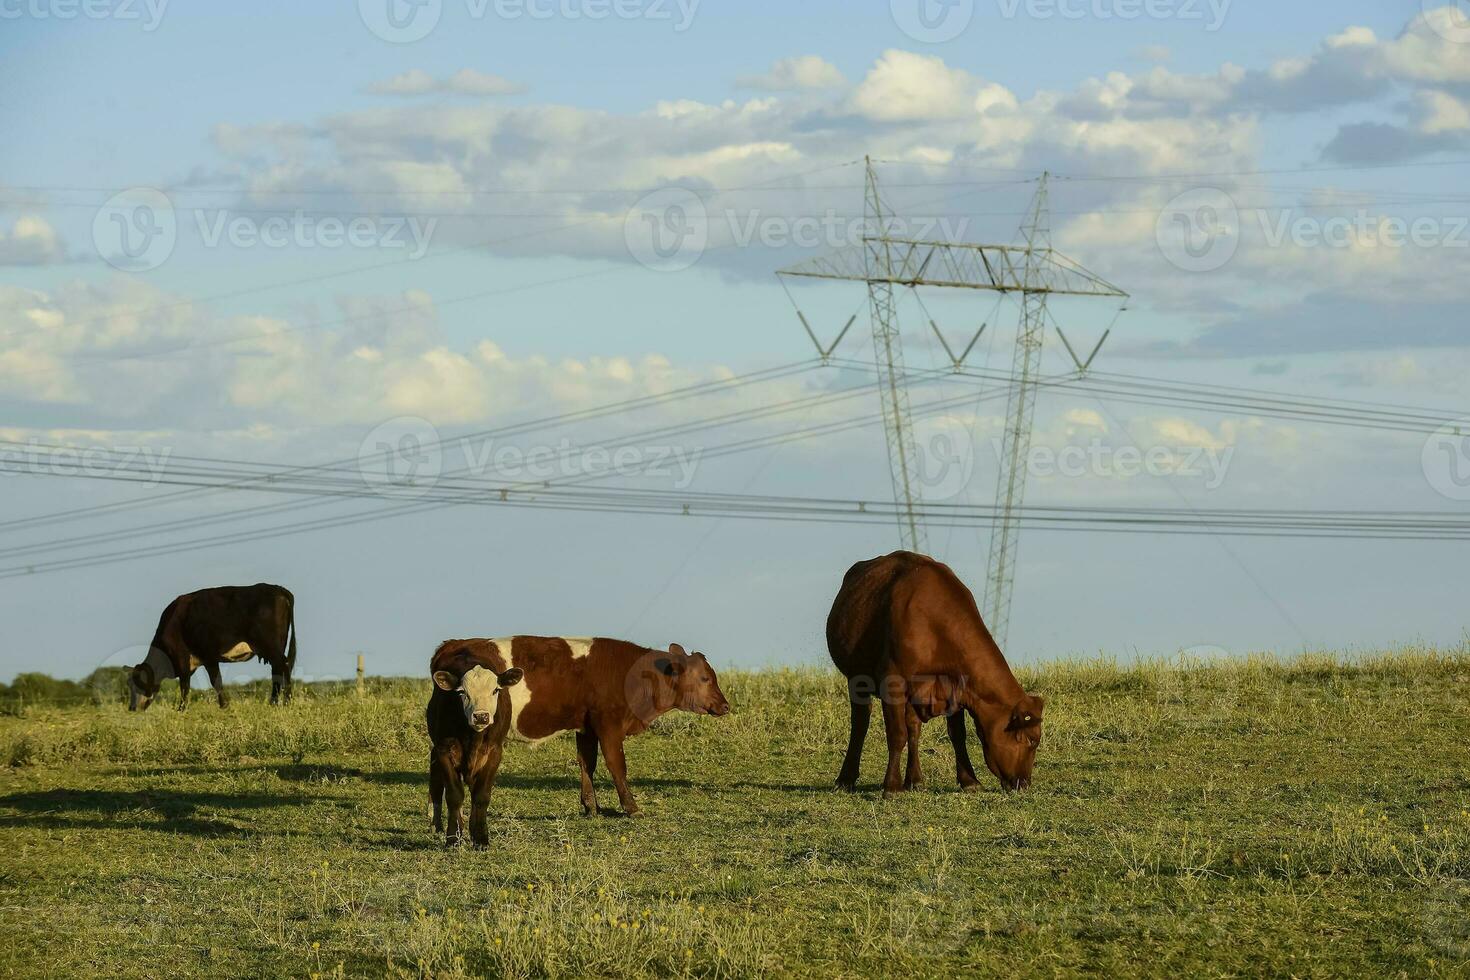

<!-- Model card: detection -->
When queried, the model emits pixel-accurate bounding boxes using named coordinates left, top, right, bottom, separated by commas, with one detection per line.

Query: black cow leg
left=177, top=672, right=191, bottom=711
left=270, top=672, right=282, bottom=705
left=205, top=662, right=228, bottom=709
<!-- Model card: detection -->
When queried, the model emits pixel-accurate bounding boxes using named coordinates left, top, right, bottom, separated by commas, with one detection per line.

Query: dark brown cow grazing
left=426, top=652, right=525, bottom=847
left=430, top=636, right=730, bottom=817
left=827, top=552, right=1043, bottom=795
left=129, top=583, right=297, bottom=711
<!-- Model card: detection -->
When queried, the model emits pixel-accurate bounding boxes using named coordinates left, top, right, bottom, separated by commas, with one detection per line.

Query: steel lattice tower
left=862, top=157, right=928, bottom=552
left=982, top=175, right=1051, bottom=646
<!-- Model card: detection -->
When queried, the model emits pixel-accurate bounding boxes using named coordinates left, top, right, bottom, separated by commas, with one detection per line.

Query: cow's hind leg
left=835, top=680, right=872, bottom=791
left=176, top=669, right=192, bottom=711
left=575, top=731, right=600, bottom=817
left=205, top=661, right=228, bottom=709
left=879, top=699, right=908, bottom=799
left=903, top=706, right=924, bottom=790
left=948, top=711, right=982, bottom=791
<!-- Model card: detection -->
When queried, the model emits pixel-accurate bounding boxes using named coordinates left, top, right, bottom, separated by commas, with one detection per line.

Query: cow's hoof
left=580, top=806, right=598, bottom=819
left=624, top=809, right=646, bottom=819
left=834, top=780, right=858, bottom=793
left=881, top=788, right=905, bottom=800
left=959, top=781, right=982, bottom=793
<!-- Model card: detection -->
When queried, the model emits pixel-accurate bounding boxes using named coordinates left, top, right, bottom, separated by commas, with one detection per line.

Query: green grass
left=1, top=646, right=1468, bottom=978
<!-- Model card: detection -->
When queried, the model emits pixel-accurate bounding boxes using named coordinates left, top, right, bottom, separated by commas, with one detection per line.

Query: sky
left=0, top=0, right=1467, bottom=682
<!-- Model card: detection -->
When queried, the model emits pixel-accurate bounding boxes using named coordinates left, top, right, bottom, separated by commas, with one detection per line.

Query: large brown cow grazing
left=426, top=652, right=525, bottom=847
left=827, top=552, right=1043, bottom=795
left=128, top=584, right=297, bottom=711
left=430, top=636, right=731, bottom=817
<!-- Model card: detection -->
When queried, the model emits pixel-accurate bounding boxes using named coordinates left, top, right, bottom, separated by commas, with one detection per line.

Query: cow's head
left=128, top=661, right=160, bottom=712
left=656, top=644, right=731, bottom=717
left=432, top=664, right=524, bottom=732
left=976, top=693, right=1044, bottom=791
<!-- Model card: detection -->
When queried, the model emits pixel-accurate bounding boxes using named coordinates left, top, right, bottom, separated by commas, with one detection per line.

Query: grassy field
left=1, top=647, right=1468, bottom=978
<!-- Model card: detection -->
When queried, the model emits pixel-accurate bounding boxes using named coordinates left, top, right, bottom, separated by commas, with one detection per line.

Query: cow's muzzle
left=471, top=711, right=492, bottom=730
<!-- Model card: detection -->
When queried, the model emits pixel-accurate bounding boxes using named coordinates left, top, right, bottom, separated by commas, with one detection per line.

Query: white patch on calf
left=492, top=637, right=563, bottom=746
left=564, top=638, right=594, bottom=659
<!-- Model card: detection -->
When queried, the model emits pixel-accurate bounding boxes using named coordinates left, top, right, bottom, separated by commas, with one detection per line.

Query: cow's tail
left=285, top=597, right=298, bottom=674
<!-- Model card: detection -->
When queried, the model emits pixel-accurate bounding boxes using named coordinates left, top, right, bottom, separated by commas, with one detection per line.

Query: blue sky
left=1, top=1, right=1467, bottom=682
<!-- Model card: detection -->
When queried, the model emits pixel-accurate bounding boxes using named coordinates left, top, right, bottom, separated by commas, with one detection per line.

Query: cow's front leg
left=903, top=706, right=925, bottom=790
left=575, top=730, right=600, bottom=817
left=597, top=728, right=640, bottom=817
left=205, top=661, right=228, bottom=709
left=443, top=770, right=466, bottom=846
left=468, top=749, right=502, bottom=848
left=270, top=671, right=283, bottom=705
left=176, top=670, right=192, bottom=711
left=429, top=751, right=445, bottom=832
left=880, top=699, right=908, bottom=798
left=948, top=711, right=982, bottom=791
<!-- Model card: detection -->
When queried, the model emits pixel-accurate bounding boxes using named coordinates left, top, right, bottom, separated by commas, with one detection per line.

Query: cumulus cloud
left=367, top=68, right=526, bottom=97
left=737, top=55, right=846, bottom=91
left=0, top=215, right=67, bottom=266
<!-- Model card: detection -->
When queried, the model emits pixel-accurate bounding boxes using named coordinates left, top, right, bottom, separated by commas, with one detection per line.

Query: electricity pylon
left=984, top=175, right=1053, bottom=646
left=778, top=163, right=1126, bottom=641
left=861, top=158, right=927, bottom=552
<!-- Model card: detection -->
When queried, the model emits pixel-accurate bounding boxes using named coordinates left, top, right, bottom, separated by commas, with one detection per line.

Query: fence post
left=356, top=653, right=365, bottom=698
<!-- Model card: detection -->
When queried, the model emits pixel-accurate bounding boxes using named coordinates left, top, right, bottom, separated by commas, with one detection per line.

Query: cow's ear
left=667, top=642, right=687, bottom=657
left=498, top=667, right=524, bottom=688
left=432, top=670, right=460, bottom=691
left=653, top=656, right=683, bottom=677
left=1007, top=695, right=1043, bottom=731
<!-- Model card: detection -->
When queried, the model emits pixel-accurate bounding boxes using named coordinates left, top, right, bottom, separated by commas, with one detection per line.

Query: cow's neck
left=145, top=646, right=176, bottom=682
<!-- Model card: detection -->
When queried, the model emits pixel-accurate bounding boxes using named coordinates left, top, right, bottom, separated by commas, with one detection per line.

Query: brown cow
left=430, top=636, right=730, bottom=817
left=827, top=551, right=1043, bottom=795
left=427, top=652, right=525, bottom=847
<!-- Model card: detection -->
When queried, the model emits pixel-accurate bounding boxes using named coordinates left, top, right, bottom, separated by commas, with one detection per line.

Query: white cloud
left=368, top=69, right=526, bottom=97
left=737, top=55, right=846, bottom=91
left=849, top=50, right=992, bottom=122
left=0, top=215, right=66, bottom=266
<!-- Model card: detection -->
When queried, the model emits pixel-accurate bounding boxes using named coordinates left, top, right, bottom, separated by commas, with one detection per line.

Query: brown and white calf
left=430, top=636, right=731, bottom=817
left=427, top=653, right=525, bottom=847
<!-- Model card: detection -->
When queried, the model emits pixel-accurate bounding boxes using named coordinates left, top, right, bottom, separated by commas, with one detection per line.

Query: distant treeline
left=0, top=668, right=131, bottom=712
left=0, top=670, right=422, bottom=713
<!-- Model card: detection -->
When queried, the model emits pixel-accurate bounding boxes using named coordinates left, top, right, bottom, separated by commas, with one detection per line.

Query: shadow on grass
left=0, top=788, right=320, bottom=836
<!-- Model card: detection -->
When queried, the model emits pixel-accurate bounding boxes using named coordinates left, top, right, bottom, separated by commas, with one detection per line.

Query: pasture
left=1, top=647, right=1467, bottom=978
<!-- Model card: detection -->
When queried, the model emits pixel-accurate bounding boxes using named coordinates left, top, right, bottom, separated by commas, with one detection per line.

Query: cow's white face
left=433, top=664, right=524, bottom=732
